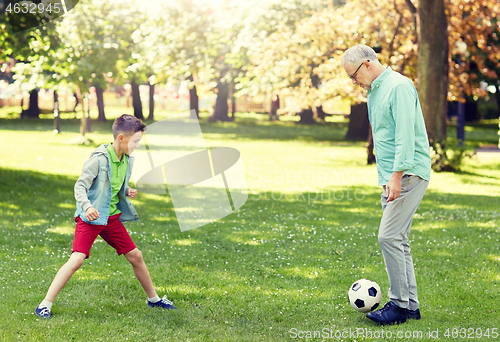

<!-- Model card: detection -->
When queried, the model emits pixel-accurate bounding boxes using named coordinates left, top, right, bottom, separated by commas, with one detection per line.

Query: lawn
left=0, top=108, right=499, bottom=341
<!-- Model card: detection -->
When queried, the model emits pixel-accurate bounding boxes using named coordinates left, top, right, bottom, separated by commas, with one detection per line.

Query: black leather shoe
left=408, top=308, right=421, bottom=320
left=366, top=301, right=408, bottom=325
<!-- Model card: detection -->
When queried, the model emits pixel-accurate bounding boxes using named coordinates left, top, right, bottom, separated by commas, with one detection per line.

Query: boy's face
left=118, top=131, right=143, bottom=155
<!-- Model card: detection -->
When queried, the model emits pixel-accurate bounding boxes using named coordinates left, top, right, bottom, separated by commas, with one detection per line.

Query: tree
left=154, top=0, right=327, bottom=122
left=446, top=0, right=500, bottom=124
left=410, top=0, right=499, bottom=169
left=117, top=1, right=172, bottom=121
left=414, top=0, right=449, bottom=148
left=152, top=0, right=211, bottom=119
left=234, top=0, right=331, bottom=122
left=52, top=0, right=126, bottom=122
left=1, top=8, right=62, bottom=118
left=247, top=0, right=497, bottom=165
left=52, top=0, right=157, bottom=122
left=247, top=0, right=416, bottom=126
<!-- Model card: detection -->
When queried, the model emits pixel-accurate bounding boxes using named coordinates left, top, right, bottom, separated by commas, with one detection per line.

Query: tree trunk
left=464, top=100, right=478, bottom=122
left=417, top=0, right=449, bottom=147
left=86, top=95, right=91, bottom=133
left=22, top=89, right=40, bottom=118
left=53, top=91, right=60, bottom=133
left=495, top=84, right=500, bottom=119
left=95, top=84, right=106, bottom=122
left=80, top=93, right=87, bottom=136
left=316, top=105, right=326, bottom=121
left=298, top=108, right=315, bottom=123
left=131, top=80, right=144, bottom=120
left=213, top=80, right=231, bottom=122
left=231, top=84, right=236, bottom=119
left=345, top=103, right=369, bottom=141
left=367, top=123, right=376, bottom=165
left=53, top=90, right=58, bottom=109
left=188, top=74, right=199, bottom=119
left=148, top=83, right=155, bottom=121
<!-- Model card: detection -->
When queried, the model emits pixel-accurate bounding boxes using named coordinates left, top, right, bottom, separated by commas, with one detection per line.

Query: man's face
left=345, top=61, right=372, bottom=90
left=120, top=131, right=143, bottom=155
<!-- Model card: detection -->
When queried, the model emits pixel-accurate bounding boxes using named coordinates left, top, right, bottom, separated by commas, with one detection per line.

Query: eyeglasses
left=349, top=60, right=369, bottom=81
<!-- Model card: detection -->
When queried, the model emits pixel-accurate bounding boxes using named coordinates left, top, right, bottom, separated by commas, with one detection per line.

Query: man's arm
left=386, top=171, right=404, bottom=202
left=391, top=84, right=417, bottom=173
left=387, top=83, right=417, bottom=202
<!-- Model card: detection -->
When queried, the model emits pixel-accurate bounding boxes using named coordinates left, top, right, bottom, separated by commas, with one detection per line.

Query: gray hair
left=341, top=44, right=378, bottom=67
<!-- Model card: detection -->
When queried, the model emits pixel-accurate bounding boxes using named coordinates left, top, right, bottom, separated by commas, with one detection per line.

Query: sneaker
left=35, top=306, right=52, bottom=319
left=148, top=295, right=177, bottom=310
left=408, top=308, right=421, bottom=320
left=366, top=301, right=407, bottom=325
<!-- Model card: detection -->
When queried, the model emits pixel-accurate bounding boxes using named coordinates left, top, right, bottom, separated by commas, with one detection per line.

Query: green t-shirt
left=105, top=144, right=128, bottom=216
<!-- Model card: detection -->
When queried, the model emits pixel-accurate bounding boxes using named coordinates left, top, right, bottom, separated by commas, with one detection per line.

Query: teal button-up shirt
left=367, top=67, right=431, bottom=186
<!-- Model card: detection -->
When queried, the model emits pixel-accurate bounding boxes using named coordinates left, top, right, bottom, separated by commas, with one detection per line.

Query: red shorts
left=73, top=213, right=136, bottom=258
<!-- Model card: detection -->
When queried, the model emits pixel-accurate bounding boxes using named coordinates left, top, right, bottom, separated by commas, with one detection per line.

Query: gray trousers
left=379, top=174, right=428, bottom=310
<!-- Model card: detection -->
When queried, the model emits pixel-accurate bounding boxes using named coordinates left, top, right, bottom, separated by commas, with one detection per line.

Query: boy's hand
left=85, top=207, right=100, bottom=221
left=127, top=188, right=138, bottom=199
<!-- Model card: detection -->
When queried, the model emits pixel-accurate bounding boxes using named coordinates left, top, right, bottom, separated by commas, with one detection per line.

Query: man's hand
left=126, top=188, right=138, bottom=199
left=386, top=171, right=404, bottom=202
left=85, top=206, right=100, bottom=221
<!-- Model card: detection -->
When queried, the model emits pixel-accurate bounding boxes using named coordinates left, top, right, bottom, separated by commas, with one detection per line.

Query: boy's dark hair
left=112, top=114, right=146, bottom=139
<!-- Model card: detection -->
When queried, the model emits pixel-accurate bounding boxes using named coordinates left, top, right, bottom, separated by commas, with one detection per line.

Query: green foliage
left=430, top=139, right=477, bottom=172
left=245, top=0, right=416, bottom=110
left=53, top=0, right=145, bottom=90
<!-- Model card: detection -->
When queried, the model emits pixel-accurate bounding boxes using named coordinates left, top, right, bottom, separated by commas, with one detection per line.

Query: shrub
left=430, top=139, right=476, bottom=172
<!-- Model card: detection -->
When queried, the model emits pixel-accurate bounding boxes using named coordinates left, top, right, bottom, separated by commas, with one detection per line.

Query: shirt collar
left=106, top=143, right=125, bottom=163
left=370, top=66, right=393, bottom=89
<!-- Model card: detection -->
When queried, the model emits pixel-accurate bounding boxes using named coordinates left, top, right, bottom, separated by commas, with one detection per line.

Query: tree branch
left=405, top=0, right=417, bottom=15
left=405, top=0, right=418, bottom=45
left=389, top=0, right=404, bottom=63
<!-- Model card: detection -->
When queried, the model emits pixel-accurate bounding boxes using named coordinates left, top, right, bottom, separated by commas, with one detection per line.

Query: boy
left=36, top=114, right=176, bottom=318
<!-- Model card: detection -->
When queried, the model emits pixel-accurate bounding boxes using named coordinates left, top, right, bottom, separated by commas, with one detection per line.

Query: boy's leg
left=98, top=215, right=156, bottom=297
left=100, top=215, right=176, bottom=309
left=44, top=252, right=87, bottom=302
left=123, top=249, right=177, bottom=310
left=38, top=217, right=101, bottom=316
left=124, top=248, right=157, bottom=298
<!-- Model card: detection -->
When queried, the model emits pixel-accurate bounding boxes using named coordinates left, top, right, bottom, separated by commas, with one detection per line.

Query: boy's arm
left=74, top=155, right=100, bottom=213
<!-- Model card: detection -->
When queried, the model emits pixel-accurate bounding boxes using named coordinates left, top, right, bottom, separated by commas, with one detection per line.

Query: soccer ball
left=348, top=279, right=382, bottom=313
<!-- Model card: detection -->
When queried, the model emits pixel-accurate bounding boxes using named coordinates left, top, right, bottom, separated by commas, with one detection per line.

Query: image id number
left=444, top=328, right=498, bottom=339
left=6, top=2, right=62, bottom=15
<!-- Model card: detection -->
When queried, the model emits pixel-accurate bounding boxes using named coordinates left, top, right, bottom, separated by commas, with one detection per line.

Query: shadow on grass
left=0, top=116, right=350, bottom=143
left=0, top=117, right=114, bottom=135
left=198, top=118, right=349, bottom=142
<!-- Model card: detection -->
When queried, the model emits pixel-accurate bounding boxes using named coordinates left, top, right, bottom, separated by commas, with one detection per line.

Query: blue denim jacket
left=73, top=144, right=139, bottom=225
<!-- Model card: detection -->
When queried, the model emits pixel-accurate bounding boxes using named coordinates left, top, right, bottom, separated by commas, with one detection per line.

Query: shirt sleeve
left=391, top=84, right=416, bottom=172
left=74, top=154, right=100, bottom=212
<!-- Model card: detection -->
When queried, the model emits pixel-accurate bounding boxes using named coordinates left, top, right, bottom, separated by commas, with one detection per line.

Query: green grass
left=0, top=109, right=499, bottom=341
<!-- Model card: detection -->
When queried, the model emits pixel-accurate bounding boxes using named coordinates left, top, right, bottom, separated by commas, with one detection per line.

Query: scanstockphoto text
left=249, top=166, right=374, bottom=187
left=249, top=187, right=366, bottom=204
left=289, top=327, right=426, bottom=340
left=288, top=327, right=499, bottom=339
left=249, top=166, right=369, bottom=204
